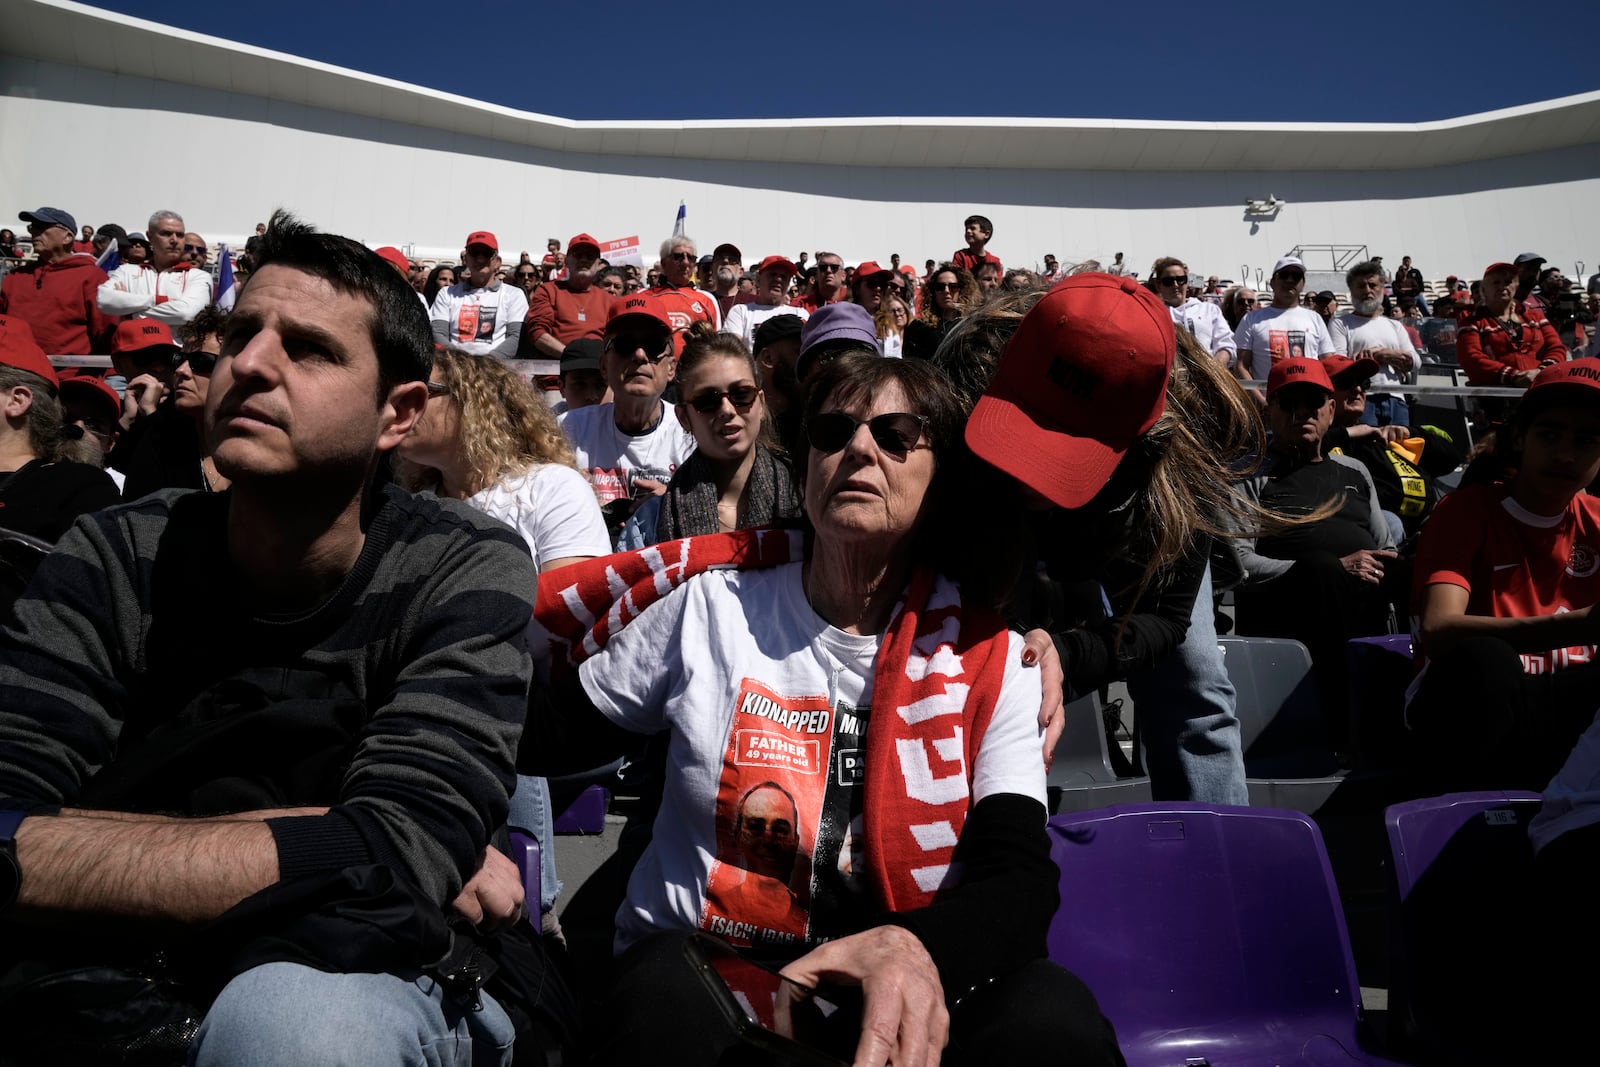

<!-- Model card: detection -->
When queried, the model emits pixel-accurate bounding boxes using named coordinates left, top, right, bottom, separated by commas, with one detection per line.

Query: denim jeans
left=1125, top=564, right=1249, bottom=804
left=1360, top=393, right=1410, bottom=428
left=507, top=773, right=561, bottom=913
left=192, top=962, right=515, bottom=1066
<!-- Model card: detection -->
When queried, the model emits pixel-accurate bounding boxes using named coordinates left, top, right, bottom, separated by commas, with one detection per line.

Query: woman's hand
left=1022, top=629, right=1064, bottom=767
left=1340, top=547, right=1398, bottom=585
left=779, top=925, right=948, bottom=1067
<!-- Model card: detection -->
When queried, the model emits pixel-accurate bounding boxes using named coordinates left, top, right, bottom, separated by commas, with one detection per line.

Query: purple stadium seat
left=508, top=829, right=541, bottom=928
left=1383, top=791, right=1542, bottom=1062
left=1047, top=803, right=1403, bottom=1066
left=553, top=783, right=609, bottom=834
left=1345, top=634, right=1415, bottom=763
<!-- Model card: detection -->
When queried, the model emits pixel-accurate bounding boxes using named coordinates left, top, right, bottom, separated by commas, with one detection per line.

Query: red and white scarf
left=533, top=528, right=1011, bottom=911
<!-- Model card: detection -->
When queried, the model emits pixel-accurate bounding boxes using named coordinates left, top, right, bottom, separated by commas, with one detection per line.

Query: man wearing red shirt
left=0, top=207, right=115, bottom=355
left=649, top=235, right=719, bottom=354
left=790, top=251, right=845, bottom=313
left=523, top=233, right=611, bottom=360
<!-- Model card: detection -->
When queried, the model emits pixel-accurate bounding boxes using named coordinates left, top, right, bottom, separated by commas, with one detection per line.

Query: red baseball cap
left=568, top=233, right=601, bottom=255
left=0, top=314, right=58, bottom=389
left=465, top=231, right=499, bottom=252
left=1265, top=356, right=1335, bottom=400
left=757, top=255, right=797, bottom=277
left=59, top=375, right=121, bottom=426
left=605, top=291, right=673, bottom=333
left=374, top=246, right=410, bottom=272
left=111, top=320, right=180, bottom=358
left=965, top=273, right=1174, bottom=509
left=1319, top=354, right=1381, bottom=385
left=1483, top=262, right=1517, bottom=279
left=1527, top=357, right=1600, bottom=401
left=854, top=261, right=892, bottom=281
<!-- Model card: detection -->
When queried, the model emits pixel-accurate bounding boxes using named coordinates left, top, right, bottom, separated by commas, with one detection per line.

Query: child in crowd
left=952, top=214, right=1001, bottom=276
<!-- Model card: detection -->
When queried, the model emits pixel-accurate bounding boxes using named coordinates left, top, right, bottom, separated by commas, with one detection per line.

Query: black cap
left=753, top=312, right=805, bottom=352
left=94, top=223, right=126, bottom=241
left=1312, top=290, right=1336, bottom=304
left=561, top=337, right=604, bottom=373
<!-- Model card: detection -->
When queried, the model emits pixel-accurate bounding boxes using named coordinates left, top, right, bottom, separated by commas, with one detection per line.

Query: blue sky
left=93, top=1, right=1600, bottom=123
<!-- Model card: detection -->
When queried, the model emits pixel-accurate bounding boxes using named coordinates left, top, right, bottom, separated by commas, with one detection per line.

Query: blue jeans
left=192, top=962, right=515, bottom=1066
left=1125, top=565, right=1248, bottom=804
left=507, top=773, right=561, bottom=913
left=1360, top=394, right=1410, bottom=428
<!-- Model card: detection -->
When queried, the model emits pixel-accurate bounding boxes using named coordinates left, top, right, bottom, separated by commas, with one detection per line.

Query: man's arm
left=97, top=268, right=155, bottom=317
left=143, top=270, right=214, bottom=326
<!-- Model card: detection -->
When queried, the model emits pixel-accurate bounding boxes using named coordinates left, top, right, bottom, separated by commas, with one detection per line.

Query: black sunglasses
left=178, top=351, right=217, bottom=375
left=183, top=244, right=206, bottom=254
left=607, top=331, right=672, bottom=362
left=687, top=385, right=759, bottom=414
left=1158, top=275, right=1189, bottom=287
left=806, top=411, right=928, bottom=456
left=1276, top=272, right=1305, bottom=284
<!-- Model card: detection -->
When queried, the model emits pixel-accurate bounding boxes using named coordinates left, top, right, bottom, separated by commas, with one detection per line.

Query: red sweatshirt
left=0, top=254, right=115, bottom=355
left=1456, top=304, right=1568, bottom=385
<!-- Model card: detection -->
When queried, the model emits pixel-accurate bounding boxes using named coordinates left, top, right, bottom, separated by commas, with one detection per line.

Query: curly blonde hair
left=395, top=347, right=577, bottom=495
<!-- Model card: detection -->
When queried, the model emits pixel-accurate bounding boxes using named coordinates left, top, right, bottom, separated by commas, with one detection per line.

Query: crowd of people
left=0, top=199, right=1596, bottom=1065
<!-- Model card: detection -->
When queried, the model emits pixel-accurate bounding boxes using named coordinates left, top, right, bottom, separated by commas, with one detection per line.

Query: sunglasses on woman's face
left=178, top=351, right=217, bottom=375
left=806, top=411, right=928, bottom=457
left=687, top=385, right=759, bottom=414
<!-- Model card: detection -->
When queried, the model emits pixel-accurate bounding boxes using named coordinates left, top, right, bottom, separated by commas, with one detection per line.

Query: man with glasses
left=1233, top=255, right=1338, bottom=396
left=182, top=233, right=210, bottom=269
left=523, top=233, right=610, bottom=366
left=723, top=256, right=807, bottom=349
left=1329, top=259, right=1420, bottom=427
left=791, top=252, right=847, bottom=313
left=1233, top=356, right=1396, bottom=736
left=0, top=207, right=116, bottom=356
left=1151, top=257, right=1234, bottom=368
left=429, top=230, right=527, bottom=359
left=98, top=210, right=214, bottom=327
left=649, top=235, right=720, bottom=355
left=558, top=293, right=696, bottom=544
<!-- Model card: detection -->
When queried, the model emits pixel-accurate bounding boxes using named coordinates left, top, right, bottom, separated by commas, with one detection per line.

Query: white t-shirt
left=429, top=281, right=529, bottom=356
left=573, top=563, right=1045, bottom=953
left=1531, top=706, right=1600, bottom=855
left=468, top=464, right=610, bottom=571
left=1169, top=298, right=1236, bottom=366
left=721, top=303, right=808, bottom=349
left=557, top=401, right=696, bottom=505
left=1233, top=306, right=1339, bottom=374
left=1329, top=313, right=1420, bottom=391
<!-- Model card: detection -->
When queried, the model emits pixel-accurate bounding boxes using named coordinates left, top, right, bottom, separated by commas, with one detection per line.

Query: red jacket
left=0, top=254, right=115, bottom=355
left=1456, top=304, right=1568, bottom=385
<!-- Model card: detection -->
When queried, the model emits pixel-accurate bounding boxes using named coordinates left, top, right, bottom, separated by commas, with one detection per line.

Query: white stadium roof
left=6, top=0, right=1600, bottom=172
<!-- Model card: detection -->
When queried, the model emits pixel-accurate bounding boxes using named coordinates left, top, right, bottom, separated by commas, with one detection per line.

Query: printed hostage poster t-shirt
left=572, top=562, right=1044, bottom=954
left=557, top=401, right=696, bottom=505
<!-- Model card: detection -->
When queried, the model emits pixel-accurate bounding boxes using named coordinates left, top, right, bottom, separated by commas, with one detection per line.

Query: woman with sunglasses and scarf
left=523, top=353, right=1121, bottom=1066
left=1149, top=256, right=1236, bottom=369
left=656, top=322, right=800, bottom=540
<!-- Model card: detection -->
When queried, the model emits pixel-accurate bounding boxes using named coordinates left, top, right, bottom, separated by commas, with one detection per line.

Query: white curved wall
left=3, top=55, right=1598, bottom=282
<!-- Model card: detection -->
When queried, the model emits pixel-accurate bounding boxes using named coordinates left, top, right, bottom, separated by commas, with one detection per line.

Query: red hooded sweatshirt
left=0, top=254, right=116, bottom=355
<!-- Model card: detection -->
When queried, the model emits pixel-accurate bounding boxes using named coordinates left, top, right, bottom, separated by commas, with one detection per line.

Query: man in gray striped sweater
left=0, top=212, right=568, bottom=1065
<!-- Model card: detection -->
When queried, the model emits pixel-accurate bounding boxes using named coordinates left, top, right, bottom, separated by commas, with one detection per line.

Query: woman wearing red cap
left=1457, top=261, right=1567, bottom=388
left=950, top=274, right=1264, bottom=803
left=1407, top=358, right=1600, bottom=792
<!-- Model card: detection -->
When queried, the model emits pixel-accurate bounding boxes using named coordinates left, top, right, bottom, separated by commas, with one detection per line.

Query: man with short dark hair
left=0, top=207, right=115, bottom=355
left=97, top=210, right=214, bottom=326
left=790, top=251, right=846, bottom=313
left=1393, top=255, right=1427, bottom=315
left=0, top=210, right=571, bottom=1065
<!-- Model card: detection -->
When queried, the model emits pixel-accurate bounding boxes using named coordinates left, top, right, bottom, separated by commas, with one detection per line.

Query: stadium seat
left=1048, top=691, right=1153, bottom=813
left=1383, top=791, right=1542, bottom=1063
left=1345, top=634, right=1415, bottom=766
left=1219, top=637, right=1337, bottom=777
left=553, top=784, right=609, bottom=834
left=1047, top=803, right=1401, bottom=1066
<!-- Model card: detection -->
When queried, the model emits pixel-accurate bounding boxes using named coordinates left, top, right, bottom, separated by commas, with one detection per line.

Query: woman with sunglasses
left=656, top=323, right=799, bottom=540
left=1150, top=256, right=1236, bottom=368
left=903, top=262, right=979, bottom=361
left=396, top=345, right=610, bottom=936
left=523, top=354, right=1121, bottom=1065
left=111, top=308, right=229, bottom=499
left=873, top=292, right=911, bottom=359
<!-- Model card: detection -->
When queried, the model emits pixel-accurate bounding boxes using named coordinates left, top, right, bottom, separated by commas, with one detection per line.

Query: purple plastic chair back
left=1345, top=635, right=1414, bottom=762
left=509, top=829, right=541, bottom=928
left=553, top=784, right=608, bottom=834
left=1048, top=804, right=1398, bottom=1066
left=1383, top=791, right=1542, bottom=1062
